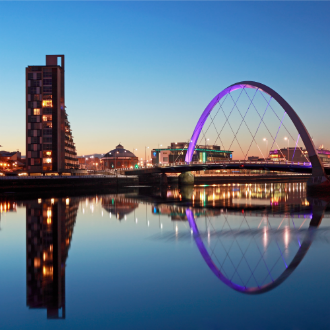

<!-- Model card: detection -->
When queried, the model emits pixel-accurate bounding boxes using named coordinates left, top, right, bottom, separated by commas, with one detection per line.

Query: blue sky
left=0, top=2, right=329, bottom=159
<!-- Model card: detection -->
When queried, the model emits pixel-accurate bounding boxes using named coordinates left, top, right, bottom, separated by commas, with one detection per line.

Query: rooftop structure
left=101, top=144, right=138, bottom=169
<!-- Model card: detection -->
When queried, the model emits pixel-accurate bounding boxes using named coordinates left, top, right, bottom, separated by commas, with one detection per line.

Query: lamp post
left=263, top=138, right=268, bottom=159
left=157, top=144, right=162, bottom=165
left=284, top=137, right=289, bottom=161
left=205, top=138, right=209, bottom=163
left=145, top=146, right=149, bottom=167
left=115, top=151, right=119, bottom=175
left=133, top=148, right=137, bottom=168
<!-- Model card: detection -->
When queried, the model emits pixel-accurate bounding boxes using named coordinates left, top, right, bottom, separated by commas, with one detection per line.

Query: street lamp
left=284, top=137, right=289, bottom=161
left=145, top=147, right=149, bottom=167
left=205, top=138, right=209, bottom=163
left=115, top=151, right=119, bottom=174
left=263, top=138, right=268, bottom=159
left=132, top=148, right=138, bottom=168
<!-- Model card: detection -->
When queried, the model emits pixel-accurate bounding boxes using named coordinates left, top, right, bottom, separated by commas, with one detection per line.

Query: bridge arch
left=185, top=81, right=326, bottom=179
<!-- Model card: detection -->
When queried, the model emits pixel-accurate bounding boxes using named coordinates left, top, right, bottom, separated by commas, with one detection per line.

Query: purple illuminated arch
left=186, top=207, right=323, bottom=295
left=185, top=81, right=326, bottom=178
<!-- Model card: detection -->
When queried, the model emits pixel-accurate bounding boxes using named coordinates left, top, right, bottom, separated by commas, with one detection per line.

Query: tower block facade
left=26, top=55, right=78, bottom=173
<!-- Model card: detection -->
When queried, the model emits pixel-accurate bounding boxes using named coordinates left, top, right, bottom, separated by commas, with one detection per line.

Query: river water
left=1, top=182, right=330, bottom=330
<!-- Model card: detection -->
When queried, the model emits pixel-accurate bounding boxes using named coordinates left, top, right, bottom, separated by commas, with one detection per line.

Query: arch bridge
left=126, top=81, right=330, bottom=190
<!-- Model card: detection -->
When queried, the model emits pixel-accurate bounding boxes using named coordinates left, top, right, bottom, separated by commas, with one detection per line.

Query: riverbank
left=0, top=175, right=138, bottom=194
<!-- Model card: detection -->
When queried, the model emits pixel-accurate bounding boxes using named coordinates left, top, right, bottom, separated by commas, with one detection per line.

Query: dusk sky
left=0, top=2, right=329, bottom=160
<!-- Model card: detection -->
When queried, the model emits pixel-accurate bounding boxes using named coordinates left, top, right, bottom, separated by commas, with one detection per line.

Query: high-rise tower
left=26, top=55, right=78, bottom=173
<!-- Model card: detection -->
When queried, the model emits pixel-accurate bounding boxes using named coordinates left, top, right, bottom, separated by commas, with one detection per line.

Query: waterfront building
left=151, top=142, right=232, bottom=165
left=0, top=151, right=25, bottom=171
left=101, top=144, right=138, bottom=169
left=269, top=146, right=330, bottom=164
left=26, top=55, right=78, bottom=173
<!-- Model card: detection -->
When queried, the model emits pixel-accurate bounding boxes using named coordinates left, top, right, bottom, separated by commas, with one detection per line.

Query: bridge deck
left=124, top=161, right=330, bottom=176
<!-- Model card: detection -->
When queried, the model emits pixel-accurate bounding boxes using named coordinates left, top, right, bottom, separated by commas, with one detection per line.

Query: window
left=28, top=130, right=41, bottom=137
left=43, top=158, right=52, bottom=164
left=28, top=87, right=37, bottom=94
left=43, top=129, right=52, bottom=136
left=32, top=80, right=41, bottom=87
left=31, top=137, right=38, bottom=143
left=28, top=73, right=34, bottom=80
left=43, top=137, right=52, bottom=143
left=43, top=87, right=52, bottom=94
left=43, top=151, right=52, bottom=157
left=43, top=115, right=52, bottom=122
left=43, top=144, right=52, bottom=150
left=33, top=95, right=40, bottom=101
left=43, top=79, right=52, bottom=86
left=33, top=108, right=40, bottom=115
left=43, top=108, right=52, bottom=115
left=29, top=116, right=37, bottom=123
left=31, top=123, right=41, bottom=129
left=42, top=100, right=53, bottom=108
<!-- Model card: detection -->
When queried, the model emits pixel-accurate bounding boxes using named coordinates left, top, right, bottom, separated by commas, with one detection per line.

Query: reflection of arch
left=185, top=81, right=326, bottom=179
left=186, top=199, right=326, bottom=294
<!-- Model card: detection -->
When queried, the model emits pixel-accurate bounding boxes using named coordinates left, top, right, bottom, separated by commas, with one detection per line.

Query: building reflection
left=26, top=198, right=78, bottom=319
left=102, top=195, right=138, bottom=220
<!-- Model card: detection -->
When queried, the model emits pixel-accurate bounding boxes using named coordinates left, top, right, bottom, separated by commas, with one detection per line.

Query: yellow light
left=42, top=100, right=53, bottom=108
left=66, top=198, right=70, bottom=205
left=33, top=108, right=40, bottom=115
left=38, top=198, right=42, bottom=204
left=34, top=258, right=40, bottom=268
left=51, top=198, right=54, bottom=204
left=43, top=252, right=46, bottom=261
left=47, top=207, right=52, bottom=218
left=47, top=218, right=52, bottom=224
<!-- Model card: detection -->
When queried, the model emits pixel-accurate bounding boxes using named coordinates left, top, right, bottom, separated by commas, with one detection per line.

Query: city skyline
left=0, top=2, right=330, bottom=160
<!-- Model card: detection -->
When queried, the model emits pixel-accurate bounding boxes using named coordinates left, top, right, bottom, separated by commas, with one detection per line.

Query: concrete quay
left=0, top=175, right=138, bottom=193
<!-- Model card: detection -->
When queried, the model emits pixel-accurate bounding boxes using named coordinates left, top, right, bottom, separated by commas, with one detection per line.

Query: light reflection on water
left=0, top=181, right=330, bottom=329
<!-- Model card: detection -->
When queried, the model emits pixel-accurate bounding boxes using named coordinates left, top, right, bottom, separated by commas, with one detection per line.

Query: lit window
left=42, top=100, right=53, bottom=108
left=34, top=258, right=41, bottom=268
left=33, top=108, right=40, bottom=115
left=43, top=158, right=52, bottom=164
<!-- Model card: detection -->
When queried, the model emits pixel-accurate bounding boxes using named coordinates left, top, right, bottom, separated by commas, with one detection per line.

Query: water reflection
left=1, top=181, right=330, bottom=325
left=185, top=196, right=328, bottom=294
left=26, top=198, right=79, bottom=319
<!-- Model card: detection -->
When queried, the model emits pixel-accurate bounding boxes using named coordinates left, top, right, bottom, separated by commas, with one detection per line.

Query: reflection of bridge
left=186, top=197, right=328, bottom=295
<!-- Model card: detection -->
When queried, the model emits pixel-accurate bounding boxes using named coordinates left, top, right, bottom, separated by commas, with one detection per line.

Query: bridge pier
left=307, top=155, right=330, bottom=194
left=178, top=172, right=194, bottom=185
left=138, top=173, right=168, bottom=186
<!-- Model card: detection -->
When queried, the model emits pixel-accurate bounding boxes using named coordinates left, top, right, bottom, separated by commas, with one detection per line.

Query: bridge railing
left=123, top=160, right=312, bottom=171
